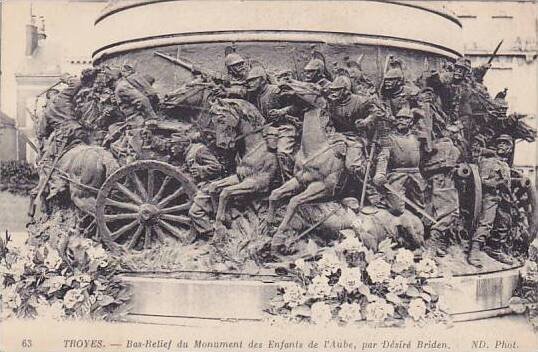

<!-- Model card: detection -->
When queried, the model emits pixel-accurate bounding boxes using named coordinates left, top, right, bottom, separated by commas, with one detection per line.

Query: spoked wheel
left=96, top=161, right=197, bottom=250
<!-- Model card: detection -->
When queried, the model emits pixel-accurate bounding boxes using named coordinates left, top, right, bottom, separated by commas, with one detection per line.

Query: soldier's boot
left=484, top=246, right=514, bottom=265
left=467, top=241, right=483, bottom=268
left=426, top=230, right=448, bottom=257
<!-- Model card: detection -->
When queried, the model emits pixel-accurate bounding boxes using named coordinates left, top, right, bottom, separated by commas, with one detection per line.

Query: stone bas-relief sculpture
left=27, top=42, right=537, bottom=276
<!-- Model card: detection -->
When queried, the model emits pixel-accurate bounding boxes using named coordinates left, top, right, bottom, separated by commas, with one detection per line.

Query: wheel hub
left=139, top=203, right=160, bottom=223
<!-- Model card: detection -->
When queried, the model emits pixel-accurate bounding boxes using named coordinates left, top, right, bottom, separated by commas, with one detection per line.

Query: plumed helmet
left=304, top=58, right=325, bottom=72
left=329, top=75, right=352, bottom=90
left=225, top=52, right=245, bottom=67
left=396, top=106, right=413, bottom=118
left=384, top=67, right=404, bottom=80
left=454, top=57, right=471, bottom=71
left=246, top=65, right=267, bottom=80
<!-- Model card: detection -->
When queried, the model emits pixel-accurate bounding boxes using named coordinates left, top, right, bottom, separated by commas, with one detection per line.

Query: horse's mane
left=212, top=99, right=266, bottom=128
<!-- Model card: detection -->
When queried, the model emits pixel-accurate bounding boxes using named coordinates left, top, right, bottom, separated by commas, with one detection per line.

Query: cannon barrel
left=455, top=163, right=472, bottom=178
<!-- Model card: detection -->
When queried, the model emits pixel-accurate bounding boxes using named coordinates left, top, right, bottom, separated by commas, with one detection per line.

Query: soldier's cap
left=328, top=75, right=352, bottom=90
left=246, top=66, right=267, bottom=81
left=383, top=67, right=404, bottom=80
left=225, top=52, right=245, bottom=67
left=420, top=87, right=434, bottom=94
left=454, top=57, right=471, bottom=71
left=481, top=127, right=496, bottom=137
left=262, top=126, right=279, bottom=137
left=472, top=134, right=488, bottom=147
left=396, top=106, right=413, bottom=118
left=496, top=134, right=513, bottom=145
left=276, top=68, right=293, bottom=75
left=304, top=58, right=325, bottom=71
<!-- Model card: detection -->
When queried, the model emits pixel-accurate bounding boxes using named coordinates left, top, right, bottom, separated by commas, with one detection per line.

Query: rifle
left=154, top=51, right=228, bottom=84
left=359, top=130, right=378, bottom=210
left=487, top=40, right=504, bottom=65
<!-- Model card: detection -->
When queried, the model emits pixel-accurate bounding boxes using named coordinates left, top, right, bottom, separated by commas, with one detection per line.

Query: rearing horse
left=267, top=84, right=347, bottom=237
left=208, top=99, right=279, bottom=229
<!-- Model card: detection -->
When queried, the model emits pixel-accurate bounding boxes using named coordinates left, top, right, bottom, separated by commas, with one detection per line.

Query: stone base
left=120, top=266, right=521, bottom=326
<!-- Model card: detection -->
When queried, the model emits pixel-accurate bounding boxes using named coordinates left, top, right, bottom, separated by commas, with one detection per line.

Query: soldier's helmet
left=496, top=134, right=514, bottom=146
left=328, top=75, right=352, bottom=91
left=225, top=52, right=245, bottom=67
left=384, top=67, right=404, bottom=80
left=246, top=65, right=267, bottom=81
left=304, top=58, right=325, bottom=72
left=454, top=57, right=472, bottom=72
left=472, top=134, right=488, bottom=148
left=396, top=106, right=414, bottom=118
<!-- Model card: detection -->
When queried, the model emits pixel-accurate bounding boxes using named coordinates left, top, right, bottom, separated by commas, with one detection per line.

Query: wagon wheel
left=96, top=160, right=197, bottom=250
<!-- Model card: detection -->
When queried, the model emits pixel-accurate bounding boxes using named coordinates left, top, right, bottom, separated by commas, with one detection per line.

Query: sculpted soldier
left=245, top=65, right=300, bottom=180
left=114, top=65, right=159, bottom=127
left=380, top=57, right=420, bottom=116
left=325, top=75, right=386, bottom=183
left=302, top=51, right=332, bottom=88
left=426, top=57, right=474, bottom=160
left=170, top=134, right=225, bottom=241
left=222, top=47, right=248, bottom=98
left=423, top=135, right=463, bottom=256
left=30, top=73, right=87, bottom=216
left=373, top=107, right=426, bottom=217
left=340, top=56, right=376, bottom=96
left=468, top=135, right=514, bottom=267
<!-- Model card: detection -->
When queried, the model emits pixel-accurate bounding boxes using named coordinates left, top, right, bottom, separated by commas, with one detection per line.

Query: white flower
left=338, top=303, right=362, bottom=323
left=74, top=273, right=92, bottom=288
left=387, top=275, right=409, bottom=295
left=317, top=251, right=341, bottom=276
left=46, top=276, right=67, bottom=293
left=10, top=260, right=26, bottom=277
left=35, top=301, right=66, bottom=320
left=280, top=282, right=306, bottom=308
left=3, top=285, right=22, bottom=309
left=366, top=258, right=391, bottom=283
left=44, top=246, right=62, bottom=270
left=416, top=257, right=438, bottom=278
left=335, top=235, right=366, bottom=254
left=364, top=299, right=394, bottom=322
left=408, top=298, right=427, bottom=321
left=337, top=267, right=362, bottom=292
left=294, top=258, right=312, bottom=277
left=308, top=275, right=332, bottom=298
left=310, top=302, right=333, bottom=324
left=63, top=289, right=85, bottom=309
left=392, top=248, right=414, bottom=273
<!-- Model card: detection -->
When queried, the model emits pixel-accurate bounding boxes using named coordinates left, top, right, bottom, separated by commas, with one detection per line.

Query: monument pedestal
left=120, top=266, right=521, bottom=326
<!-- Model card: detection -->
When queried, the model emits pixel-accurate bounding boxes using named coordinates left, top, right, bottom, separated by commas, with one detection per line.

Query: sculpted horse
left=266, top=84, right=424, bottom=250
left=55, top=144, right=119, bottom=215
left=207, top=99, right=279, bottom=229
left=266, top=84, right=346, bottom=236
left=160, top=79, right=219, bottom=130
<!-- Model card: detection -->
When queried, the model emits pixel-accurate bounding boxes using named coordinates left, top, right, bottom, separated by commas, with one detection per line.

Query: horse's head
left=210, top=99, right=241, bottom=149
left=210, top=99, right=265, bottom=150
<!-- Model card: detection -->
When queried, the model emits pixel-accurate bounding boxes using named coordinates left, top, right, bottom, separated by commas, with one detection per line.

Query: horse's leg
left=276, top=181, right=327, bottom=236
left=211, top=175, right=240, bottom=224
left=215, top=177, right=260, bottom=225
left=267, top=177, right=301, bottom=224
